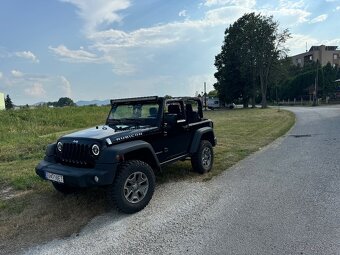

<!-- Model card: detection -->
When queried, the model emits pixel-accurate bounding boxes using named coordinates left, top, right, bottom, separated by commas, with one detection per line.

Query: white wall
left=0, top=92, right=5, bottom=110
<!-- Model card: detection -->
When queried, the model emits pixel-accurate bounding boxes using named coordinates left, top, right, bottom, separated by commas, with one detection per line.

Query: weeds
left=0, top=106, right=294, bottom=254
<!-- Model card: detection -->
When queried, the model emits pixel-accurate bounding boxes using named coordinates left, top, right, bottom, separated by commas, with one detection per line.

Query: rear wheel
left=191, top=140, right=214, bottom=174
left=52, top=182, right=78, bottom=195
left=107, top=160, right=155, bottom=214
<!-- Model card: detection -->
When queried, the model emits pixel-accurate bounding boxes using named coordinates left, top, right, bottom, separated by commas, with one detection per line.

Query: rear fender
left=189, top=127, right=216, bottom=154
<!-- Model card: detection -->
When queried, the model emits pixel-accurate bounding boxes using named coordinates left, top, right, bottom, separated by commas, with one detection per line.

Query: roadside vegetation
left=213, top=13, right=340, bottom=108
left=0, top=106, right=294, bottom=254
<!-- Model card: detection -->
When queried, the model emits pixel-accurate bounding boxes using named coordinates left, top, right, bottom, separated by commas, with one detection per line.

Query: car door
left=157, top=100, right=192, bottom=161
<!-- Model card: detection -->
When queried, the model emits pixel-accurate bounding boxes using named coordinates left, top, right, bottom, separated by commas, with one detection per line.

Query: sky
left=0, top=0, right=339, bottom=105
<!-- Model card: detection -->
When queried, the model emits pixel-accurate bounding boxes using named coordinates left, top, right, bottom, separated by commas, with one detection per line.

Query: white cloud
left=11, top=70, right=24, bottom=77
left=179, top=10, right=187, bottom=17
left=336, top=6, right=340, bottom=10
left=60, top=76, right=72, bottom=97
left=309, top=14, right=328, bottom=23
left=89, top=6, right=249, bottom=50
left=49, top=45, right=99, bottom=62
left=204, top=0, right=256, bottom=8
left=60, top=0, right=131, bottom=32
left=3, top=71, right=79, bottom=103
left=262, top=1, right=311, bottom=26
left=286, top=34, right=340, bottom=55
left=279, top=0, right=305, bottom=9
left=15, top=51, right=39, bottom=63
left=49, top=44, right=136, bottom=75
left=286, top=34, right=318, bottom=55
left=112, top=62, right=136, bottom=75
left=51, top=3, right=253, bottom=76
left=0, top=72, right=3, bottom=79
left=24, top=83, right=46, bottom=97
left=264, top=8, right=310, bottom=25
left=53, top=0, right=332, bottom=77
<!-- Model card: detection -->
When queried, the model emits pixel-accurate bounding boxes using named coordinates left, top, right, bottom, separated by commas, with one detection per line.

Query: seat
left=168, top=104, right=181, bottom=114
left=167, top=104, right=185, bottom=120
left=186, top=104, right=200, bottom=123
left=149, top=107, right=158, bottom=118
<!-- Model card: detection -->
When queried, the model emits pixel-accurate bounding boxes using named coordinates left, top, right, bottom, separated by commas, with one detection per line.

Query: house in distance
left=291, top=45, right=340, bottom=67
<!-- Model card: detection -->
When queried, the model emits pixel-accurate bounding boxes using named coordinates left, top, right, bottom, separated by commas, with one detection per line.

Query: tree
left=5, top=94, right=14, bottom=109
left=56, top=97, right=75, bottom=107
left=214, top=13, right=290, bottom=108
left=277, top=62, right=340, bottom=101
left=207, top=90, right=218, bottom=97
left=254, top=18, right=290, bottom=108
left=214, top=16, right=251, bottom=107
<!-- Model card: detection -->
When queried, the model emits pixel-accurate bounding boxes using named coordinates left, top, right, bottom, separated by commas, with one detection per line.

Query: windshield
left=107, top=102, right=160, bottom=127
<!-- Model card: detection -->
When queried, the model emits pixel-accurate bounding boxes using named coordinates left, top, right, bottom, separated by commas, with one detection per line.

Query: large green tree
left=56, top=97, right=75, bottom=107
left=214, top=13, right=290, bottom=108
left=5, top=94, right=14, bottom=109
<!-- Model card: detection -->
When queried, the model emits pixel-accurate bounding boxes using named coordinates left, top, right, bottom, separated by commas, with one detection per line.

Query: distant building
left=0, top=92, right=5, bottom=110
left=291, top=45, right=340, bottom=67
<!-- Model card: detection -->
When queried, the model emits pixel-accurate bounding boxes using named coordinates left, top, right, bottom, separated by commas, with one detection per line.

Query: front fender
left=98, top=140, right=160, bottom=168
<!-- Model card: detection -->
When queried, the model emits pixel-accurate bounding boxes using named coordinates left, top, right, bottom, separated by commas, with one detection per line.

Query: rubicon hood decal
left=115, top=132, right=143, bottom=142
left=62, top=126, right=158, bottom=142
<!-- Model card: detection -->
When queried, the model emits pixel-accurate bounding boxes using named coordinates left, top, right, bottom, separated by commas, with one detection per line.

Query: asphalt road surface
left=26, top=106, right=340, bottom=255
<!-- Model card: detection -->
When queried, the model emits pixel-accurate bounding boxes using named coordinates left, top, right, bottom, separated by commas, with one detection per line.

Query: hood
left=62, top=125, right=116, bottom=140
left=61, top=125, right=157, bottom=143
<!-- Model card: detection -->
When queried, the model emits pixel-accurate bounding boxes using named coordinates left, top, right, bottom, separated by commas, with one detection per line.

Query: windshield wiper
left=107, top=119, right=122, bottom=125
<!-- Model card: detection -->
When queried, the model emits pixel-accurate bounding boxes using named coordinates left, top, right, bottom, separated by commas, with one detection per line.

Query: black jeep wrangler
left=36, top=96, right=216, bottom=213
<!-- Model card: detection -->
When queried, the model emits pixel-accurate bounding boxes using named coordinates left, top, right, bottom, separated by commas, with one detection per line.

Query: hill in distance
left=76, top=99, right=110, bottom=106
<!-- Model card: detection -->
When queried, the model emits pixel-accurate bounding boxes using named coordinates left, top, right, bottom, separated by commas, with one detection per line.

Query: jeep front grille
left=58, top=143, right=94, bottom=168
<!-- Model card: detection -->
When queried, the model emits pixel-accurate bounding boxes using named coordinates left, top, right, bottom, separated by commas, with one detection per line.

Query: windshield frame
left=106, top=97, right=164, bottom=128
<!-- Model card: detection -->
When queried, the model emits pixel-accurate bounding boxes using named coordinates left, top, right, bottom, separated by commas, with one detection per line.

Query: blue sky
left=0, top=0, right=339, bottom=105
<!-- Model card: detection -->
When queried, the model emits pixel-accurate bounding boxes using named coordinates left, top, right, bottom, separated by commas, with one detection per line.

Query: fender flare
left=100, top=140, right=161, bottom=169
left=189, top=127, right=216, bottom=154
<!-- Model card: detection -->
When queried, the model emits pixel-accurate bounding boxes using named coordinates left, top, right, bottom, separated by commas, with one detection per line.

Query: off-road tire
left=191, top=140, right=214, bottom=174
left=107, top=160, right=155, bottom=214
left=52, top=182, right=78, bottom=195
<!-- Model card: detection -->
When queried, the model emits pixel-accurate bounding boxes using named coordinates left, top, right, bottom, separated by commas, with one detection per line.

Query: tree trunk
left=261, top=91, right=267, bottom=108
left=251, top=72, right=256, bottom=108
left=260, top=73, right=267, bottom=108
left=243, top=96, right=249, bottom=108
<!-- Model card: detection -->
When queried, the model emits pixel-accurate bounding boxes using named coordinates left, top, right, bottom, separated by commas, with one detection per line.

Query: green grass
left=160, top=108, right=295, bottom=182
left=0, top=106, right=109, bottom=162
left=0, top=106, right=110, bottom=190
left=0, top=106, right=295, bottom=254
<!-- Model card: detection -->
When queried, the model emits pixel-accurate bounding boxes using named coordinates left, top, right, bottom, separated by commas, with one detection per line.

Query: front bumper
left=35, top=160, right=117, bottom=187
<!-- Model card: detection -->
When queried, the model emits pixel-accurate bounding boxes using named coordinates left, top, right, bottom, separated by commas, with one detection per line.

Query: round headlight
left=57, top=142, right=63, bottom=152
left=92, top=144, right=100, bottom=156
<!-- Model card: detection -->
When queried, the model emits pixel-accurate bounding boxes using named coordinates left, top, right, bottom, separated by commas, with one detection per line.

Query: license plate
left=45, top=172, right=64, bottom=183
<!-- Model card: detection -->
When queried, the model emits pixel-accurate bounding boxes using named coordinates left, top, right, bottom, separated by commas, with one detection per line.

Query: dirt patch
left=0, top=188, right=107, bottom=255
left=0, top=187, right=32, bottom=200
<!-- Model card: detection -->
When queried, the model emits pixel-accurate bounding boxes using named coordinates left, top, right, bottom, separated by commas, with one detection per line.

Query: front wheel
left=191, top=140, right=214, bottom=174
left=107, top=160, right=155, bottom=214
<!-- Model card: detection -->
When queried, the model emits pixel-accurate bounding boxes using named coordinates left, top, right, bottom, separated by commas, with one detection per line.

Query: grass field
left=0, top=106, right=295, bottom=254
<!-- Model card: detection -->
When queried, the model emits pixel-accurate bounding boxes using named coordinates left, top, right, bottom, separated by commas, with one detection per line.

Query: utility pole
left=313, top=60, right=319, bottom=106
left=276, top=86, right=280, bottom=112
left=316, top=60, right=318, bottom=105
left=204, top=82, right=207, bottom=111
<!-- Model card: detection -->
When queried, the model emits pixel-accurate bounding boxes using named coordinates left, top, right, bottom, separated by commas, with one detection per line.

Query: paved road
left=26, top=106, right=340, bottom=255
